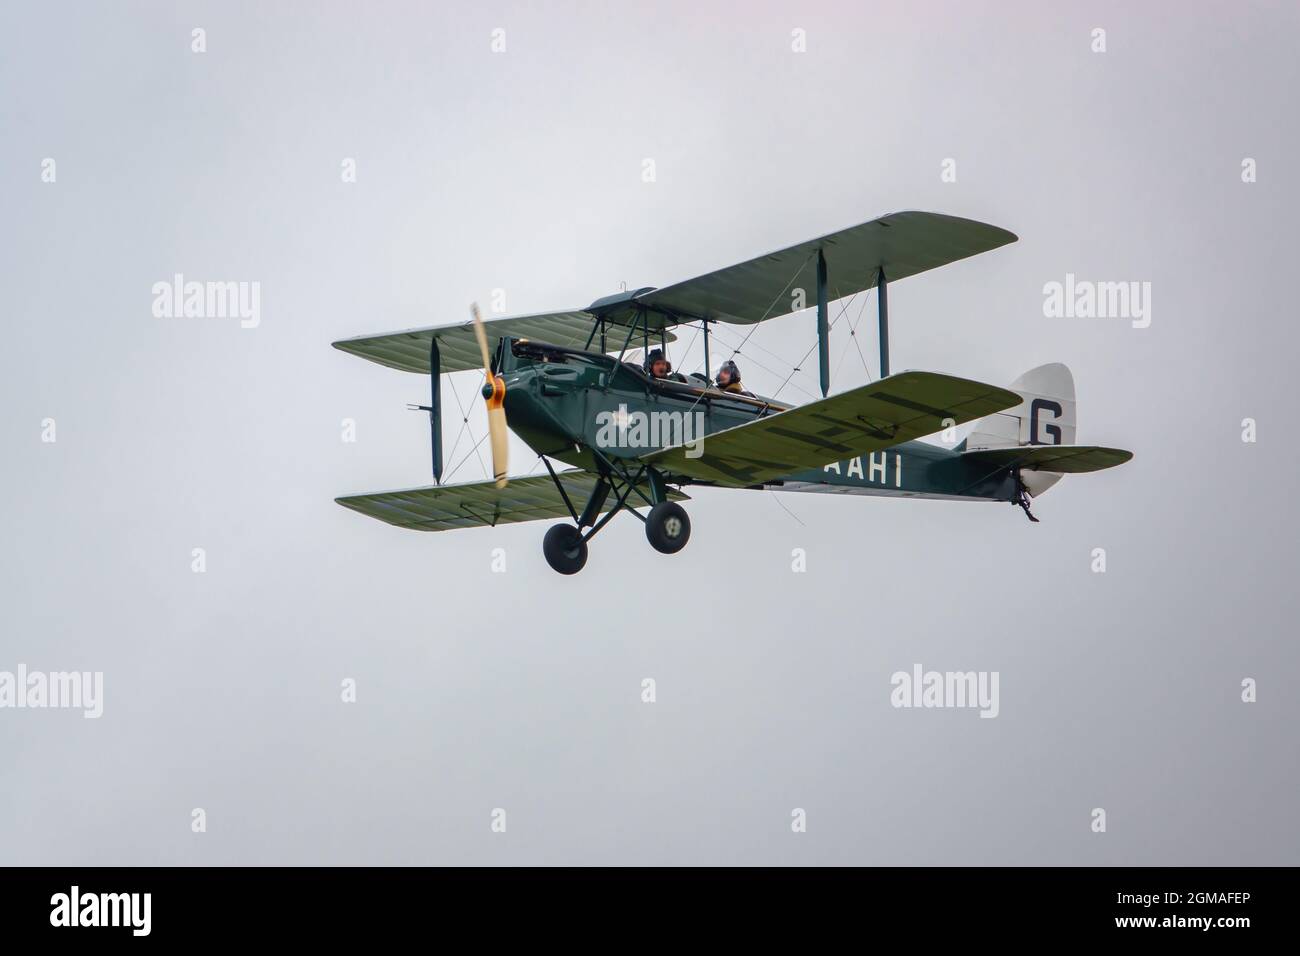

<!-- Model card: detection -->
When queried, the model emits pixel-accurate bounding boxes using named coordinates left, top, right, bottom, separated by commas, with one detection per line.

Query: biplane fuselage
left=499, top=338, right=1018, bottom=503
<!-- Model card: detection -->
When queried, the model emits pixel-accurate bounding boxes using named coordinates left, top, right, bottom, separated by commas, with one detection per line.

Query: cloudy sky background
left=2, top=0, right=1297, bottom=864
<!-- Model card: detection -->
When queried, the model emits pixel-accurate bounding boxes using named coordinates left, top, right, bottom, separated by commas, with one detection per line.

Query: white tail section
left=964, top=363, right=1076, bottom=496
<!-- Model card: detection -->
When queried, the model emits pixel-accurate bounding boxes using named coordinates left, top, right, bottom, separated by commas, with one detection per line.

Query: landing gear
left=542, top=523, right=588, bottom=575
left=536, top=456, right=691, bottom=573
left=1015, top=473, right=1040, bottom=523
left=645, top=501, right=691, bottom=554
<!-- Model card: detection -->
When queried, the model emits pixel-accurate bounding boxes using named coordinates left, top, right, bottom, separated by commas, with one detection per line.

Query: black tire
left=645, top=501, right=691, bottom=554
left=543, top=523, right=588, bottom=574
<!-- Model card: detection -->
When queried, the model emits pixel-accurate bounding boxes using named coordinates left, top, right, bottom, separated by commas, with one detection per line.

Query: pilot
left=645, top=348, right=685, bottom=382
left=715, top=359, right=753, bottom=396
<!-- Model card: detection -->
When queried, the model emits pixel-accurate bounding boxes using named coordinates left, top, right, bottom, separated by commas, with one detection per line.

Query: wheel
left=543, top=523, right=588, bottom=574
left=645, top=501, right=691, bottom=554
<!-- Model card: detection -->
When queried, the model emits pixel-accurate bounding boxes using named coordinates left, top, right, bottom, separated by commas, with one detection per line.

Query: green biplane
left=333, top=211, right=1132, bottom=574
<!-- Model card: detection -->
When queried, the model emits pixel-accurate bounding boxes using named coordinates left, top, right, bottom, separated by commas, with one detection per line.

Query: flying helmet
left=716, top=359, right=742, bottom=386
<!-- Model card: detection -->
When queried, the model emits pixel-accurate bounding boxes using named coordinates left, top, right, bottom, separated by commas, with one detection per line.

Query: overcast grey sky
left=2, top=0, right=1297, bottom=864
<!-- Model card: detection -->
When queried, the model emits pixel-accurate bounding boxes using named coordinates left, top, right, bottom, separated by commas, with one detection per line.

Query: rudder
left=962, top=363, right=1076, bottom=496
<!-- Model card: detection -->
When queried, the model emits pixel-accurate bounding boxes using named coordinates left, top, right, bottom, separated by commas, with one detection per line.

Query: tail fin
left=962, top=363, right=1076, bottom=496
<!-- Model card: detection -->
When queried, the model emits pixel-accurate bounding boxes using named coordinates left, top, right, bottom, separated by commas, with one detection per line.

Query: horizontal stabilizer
left=961, top=445, right=1133, bottom=474
left=642, top=371, right=1021, bottom=487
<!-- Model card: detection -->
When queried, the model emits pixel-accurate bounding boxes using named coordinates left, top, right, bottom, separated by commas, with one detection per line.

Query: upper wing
left=634, top=211, right=1016, bottom=324
left=332, top=310, right=675, bottom=375
left=960, top=445, right=1133, bottom=474
left=332, top=212, right=1012, bottom=371
left=336, top=472, right=688, bottom=532
left=641, top=371, right=1021, bottom=486
left=332, top=310, right=596, bottom=374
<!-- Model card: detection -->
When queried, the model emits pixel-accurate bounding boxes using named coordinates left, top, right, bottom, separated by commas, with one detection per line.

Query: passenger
left=715, top=360, right=754, bottom=396
left=645, top=348, right=686, bottom=382
left=646, top=348, right=670, bottom=379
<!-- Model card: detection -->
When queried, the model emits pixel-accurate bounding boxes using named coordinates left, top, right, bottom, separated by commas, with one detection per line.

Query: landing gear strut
left=1015, top=473, right=1040, bottom=523
left=537, top=456, right=691, bottom=573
